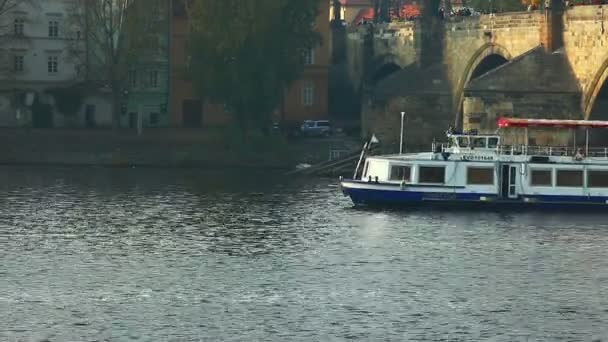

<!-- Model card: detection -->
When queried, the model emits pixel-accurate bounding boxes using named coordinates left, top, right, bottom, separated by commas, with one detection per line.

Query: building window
left=467, top=167, right=494, bottom=185
left=418, top=166, right=445, bottom=184
left=14, top=55, right=24, bottom=72
left=556, top=170, right=583, bottom=187
left=149, top=70, right=158, bottom=88
left=302, top=81, right=314, bottom=106
left=14, top=18, right=24, bottom=36
left=390, top=165, right=411, bottom=182
left=304, top=48, right=315, bottom=65
left=530, top=169, right=552, bottom=186
left=48, top=21, right=59, bottom=37
left=128, top=70, right=137, bottom=88
left=588, top=170, right=608, bottom=188
left=47, top=56, right=58, bottom=73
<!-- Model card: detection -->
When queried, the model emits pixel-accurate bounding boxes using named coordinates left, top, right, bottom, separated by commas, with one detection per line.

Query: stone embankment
left=0, top=128, right=361, bottom=169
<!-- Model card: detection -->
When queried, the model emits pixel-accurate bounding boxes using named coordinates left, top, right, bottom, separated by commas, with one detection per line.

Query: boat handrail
left=434, top=142, right=608, bottom=159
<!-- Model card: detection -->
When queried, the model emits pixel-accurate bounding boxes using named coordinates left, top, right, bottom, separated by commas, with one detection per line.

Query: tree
left=187, top=0, right=321, bottom=135
left=0, top=0, right=27, bottom=21
left=69, top=0, right=166, bottom=128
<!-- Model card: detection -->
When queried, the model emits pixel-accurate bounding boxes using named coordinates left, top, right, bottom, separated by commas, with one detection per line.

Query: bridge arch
left=453, top=43, right=512, bottom=128
left=584, top=58, right=608, bottom=121
left=367, top=54, right=403, bottom=85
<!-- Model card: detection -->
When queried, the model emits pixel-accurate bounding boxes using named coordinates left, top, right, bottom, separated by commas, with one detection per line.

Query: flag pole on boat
left=400, top=112, right=405, bottom=154
left=353, top=134, right=379, bottom=180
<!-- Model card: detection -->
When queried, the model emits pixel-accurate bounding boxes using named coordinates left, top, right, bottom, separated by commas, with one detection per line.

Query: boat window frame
left=487, top=137, right=500, bottom=149
left=529, top=168, right=553, bottom=187
left=417, top=165, right=446, bottom=185
left=457, top=136, right=470, bottom=148
left=587, top=169, right=608, bottom=188
left=471, top=137, right=487, bottom=149
left=555, top=169, right=583, bottom=188
left=466, top=166, right=494, bottom=185
left=389, top=164, right=411, bottom=182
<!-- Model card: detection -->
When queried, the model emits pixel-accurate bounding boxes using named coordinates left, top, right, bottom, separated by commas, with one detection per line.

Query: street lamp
left=400, top=111, right=405, bottom=154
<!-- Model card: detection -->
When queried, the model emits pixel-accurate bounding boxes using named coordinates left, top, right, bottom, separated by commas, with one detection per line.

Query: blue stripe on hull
left=343, top=187, right=608, bottom=210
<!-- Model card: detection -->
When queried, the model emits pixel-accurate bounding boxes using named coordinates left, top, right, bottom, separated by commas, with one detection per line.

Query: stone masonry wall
left=562, top=5, right=608, bottom=118
left=363, top=94, right=452, bottom=150
left=444, top=12, right=542, bottom=116
left=463, top=93, right=580, bottom=145
left=348, top=12, right=543, bottom=125
left=346, top=21, right=418, bottom=90
left=350, top=7, right=608, bottom=145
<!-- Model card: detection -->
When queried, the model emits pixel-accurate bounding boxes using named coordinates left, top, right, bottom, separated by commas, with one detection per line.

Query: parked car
left=300, top=120, right=332, bottom=137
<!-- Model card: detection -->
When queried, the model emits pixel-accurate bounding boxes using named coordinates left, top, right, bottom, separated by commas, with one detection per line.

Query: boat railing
left=499, top=145, right=608, bottom=159
left=433, top=142, right=608, bottom=159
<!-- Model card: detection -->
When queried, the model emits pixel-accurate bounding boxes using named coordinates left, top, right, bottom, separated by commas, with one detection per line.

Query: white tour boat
left=340, top=117, right=608, bottom=209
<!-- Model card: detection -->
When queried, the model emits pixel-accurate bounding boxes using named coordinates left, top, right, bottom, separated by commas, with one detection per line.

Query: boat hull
left=340, top=180, right=608, bottom=210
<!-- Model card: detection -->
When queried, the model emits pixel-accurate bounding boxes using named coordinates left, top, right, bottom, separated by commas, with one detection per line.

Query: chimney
left=540, top=0, right=564, bottom=52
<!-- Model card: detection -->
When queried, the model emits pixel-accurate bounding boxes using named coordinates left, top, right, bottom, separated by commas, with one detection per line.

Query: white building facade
left=0, top=0, right=111, bottom=128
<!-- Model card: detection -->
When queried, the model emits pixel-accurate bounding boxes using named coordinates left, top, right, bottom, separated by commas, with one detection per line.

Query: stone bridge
left=344, top=5, right=608, bottom=146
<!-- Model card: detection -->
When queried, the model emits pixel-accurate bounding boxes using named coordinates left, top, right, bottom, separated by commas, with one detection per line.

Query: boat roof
left=498, top=117, right=608, bottom=129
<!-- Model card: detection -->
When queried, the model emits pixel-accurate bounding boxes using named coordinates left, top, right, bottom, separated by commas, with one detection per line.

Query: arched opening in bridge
left=372, top=63, right=400, bottom=84
left=588, top=78, right=608, bottom=146
left=459, top=54, right=509, bottom=129
left=470, top=54, right=509, bottom=80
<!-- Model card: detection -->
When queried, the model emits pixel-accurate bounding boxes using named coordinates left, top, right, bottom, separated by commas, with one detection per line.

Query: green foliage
left=48, top=86, right=84, bottom=117
left=186, top=0, right=322, bottom=135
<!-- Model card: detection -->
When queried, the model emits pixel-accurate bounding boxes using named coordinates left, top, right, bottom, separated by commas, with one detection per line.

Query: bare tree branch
left=66, top=0, right=166, bottom=128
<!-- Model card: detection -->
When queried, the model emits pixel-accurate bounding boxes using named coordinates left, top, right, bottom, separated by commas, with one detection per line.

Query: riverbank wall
left=0, top=128, right=361, bottom=169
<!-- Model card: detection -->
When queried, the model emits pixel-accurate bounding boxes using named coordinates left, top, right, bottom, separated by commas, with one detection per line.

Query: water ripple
left=1, top=167, right=608, bottom=341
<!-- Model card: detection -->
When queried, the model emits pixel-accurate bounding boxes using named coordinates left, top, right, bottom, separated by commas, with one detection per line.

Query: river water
left=1, top=167, right=608, bottom=341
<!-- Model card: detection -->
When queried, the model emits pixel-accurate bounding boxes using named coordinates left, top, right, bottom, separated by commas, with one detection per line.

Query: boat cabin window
left=362, top=161, right=369, bottom=178
left=457, top=137, right=469, bottom=148
left=467, top=167, right=494, bottom=185
left=556, top=170, right=583, bottom=187
left=471, top=137, right=486, bottom=149
left=389, top=165, right=411, bottom=182
left=587, top=170, right=608, bottom=188
left=418, top=166, right=445, bottom=184
left=530, top=169, right=552, bottom=186
left=487, top=137, right=499, bottom=149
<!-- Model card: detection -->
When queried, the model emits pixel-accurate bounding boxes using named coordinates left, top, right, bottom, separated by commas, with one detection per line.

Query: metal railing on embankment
left=286, top=145, right=380, bottom=177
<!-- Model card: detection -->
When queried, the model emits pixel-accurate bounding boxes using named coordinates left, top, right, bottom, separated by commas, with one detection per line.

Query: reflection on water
left=1, top=167, right=608, bottom=341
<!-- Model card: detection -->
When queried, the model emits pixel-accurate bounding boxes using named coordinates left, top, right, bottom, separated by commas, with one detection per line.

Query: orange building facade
left=169, top=0, right=329, bottom=128
left=170, top=0, right=231, bottom=127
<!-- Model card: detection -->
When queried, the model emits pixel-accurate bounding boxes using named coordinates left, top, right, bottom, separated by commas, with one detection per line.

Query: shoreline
left=0, top=128, right=361, bottom=170
left=0, top=160, right=293, bottom=170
